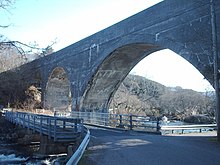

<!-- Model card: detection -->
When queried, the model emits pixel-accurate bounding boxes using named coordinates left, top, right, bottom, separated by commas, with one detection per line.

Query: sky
left=0, top=0, right=214, bottom=92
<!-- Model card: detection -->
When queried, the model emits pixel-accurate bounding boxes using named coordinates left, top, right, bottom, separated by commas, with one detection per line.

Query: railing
left=66, top=127, right=90, bottom=165
left=5, top=111, right=84, bottom=142
left=70, top=111, right=160, bottom=133
left=160, top=124, right=217, bottom=134
left=70, top=111, right=217, bottom=135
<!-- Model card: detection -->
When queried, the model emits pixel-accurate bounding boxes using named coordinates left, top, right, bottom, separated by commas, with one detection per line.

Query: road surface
left=79, top=126, right=220, bottom=165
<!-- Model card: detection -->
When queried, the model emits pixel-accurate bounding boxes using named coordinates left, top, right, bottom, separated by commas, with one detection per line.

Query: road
left=79, top=126, right=220, bottom=165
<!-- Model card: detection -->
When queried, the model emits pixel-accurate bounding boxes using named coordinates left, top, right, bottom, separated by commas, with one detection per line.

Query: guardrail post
left=74, top=119, right=78, bottom=133
left=156, top=118, right=160, bottom=132
left=40, top=116, right=43, bottom=135
left=12, top=112, right=14, bottom=123
left=7, top=112, right=9, bottom=122
left=105, top=113, right=108, bottom=126
left=16, top=113, right=18, bottom=125
left=33, top=115, right=36, bottom=132
left=48, top=117, right=51, bottom=139
left=118, top=114, right=125, bottom=128
left=23, top=113, right=25, bottom=128
left=119, top=115, right=122, bottom=126
left=28, top=114, right=30, bottom=130
left=63, top=120, right=66, bottom=129
left=54, top=118, right=57, bottom=141
left=129, top=115, right=133, bottom=130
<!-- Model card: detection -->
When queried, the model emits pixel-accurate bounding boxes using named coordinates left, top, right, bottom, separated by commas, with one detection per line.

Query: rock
left=183, top=115, right=214, bottom=124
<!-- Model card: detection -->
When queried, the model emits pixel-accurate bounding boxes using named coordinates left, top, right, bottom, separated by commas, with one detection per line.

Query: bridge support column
left=38, top=135, right=68, bottom=155
left=215, top=71, right=220, bottom=142
left=211, top=0, right=220, bottom=142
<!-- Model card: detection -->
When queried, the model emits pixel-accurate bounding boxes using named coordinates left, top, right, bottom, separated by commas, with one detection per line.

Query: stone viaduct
left=0, top=0, right=220, bottom=134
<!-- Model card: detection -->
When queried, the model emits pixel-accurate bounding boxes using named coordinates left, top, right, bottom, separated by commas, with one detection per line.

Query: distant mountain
left=109, top=74, right=215, bottom=120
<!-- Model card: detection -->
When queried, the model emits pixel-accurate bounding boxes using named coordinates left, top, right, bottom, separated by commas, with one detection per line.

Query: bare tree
left=110, top=74, right=215, bottom=122
left=0, top=0, right=56, bottom=110
left=109, top=75, right=164, bottom=116
left=0, top=0, right=56, bottom=72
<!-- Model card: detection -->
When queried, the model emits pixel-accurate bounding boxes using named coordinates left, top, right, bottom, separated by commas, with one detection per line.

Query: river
left=0, top=136, right=65, bottom=164
left=0, top=115, right=65, bottom=164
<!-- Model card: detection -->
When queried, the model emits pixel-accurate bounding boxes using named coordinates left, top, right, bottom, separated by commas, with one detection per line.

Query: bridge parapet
left=5, top=111, right=83, bottom=142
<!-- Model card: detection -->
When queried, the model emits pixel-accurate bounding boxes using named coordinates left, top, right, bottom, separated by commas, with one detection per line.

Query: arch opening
left=44, top=67, right=72, bottom=112
left=109, top=50, right=215, bottom=123
left=80, top=43, right=214, bottom=121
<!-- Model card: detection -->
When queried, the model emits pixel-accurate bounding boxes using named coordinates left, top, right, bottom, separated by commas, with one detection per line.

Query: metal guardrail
left=161, top=124, right=217, bottom=134
left=71, top=111, right=160, bottom=132
left=66, top=127, right=90, bottom=165
left=5, top=111, right=84, bottom=142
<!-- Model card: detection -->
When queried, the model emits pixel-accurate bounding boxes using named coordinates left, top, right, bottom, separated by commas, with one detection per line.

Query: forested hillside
left=109, top=74, right=215, bottom=120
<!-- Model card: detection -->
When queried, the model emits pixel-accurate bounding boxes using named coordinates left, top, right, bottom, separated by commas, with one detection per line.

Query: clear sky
left=0, top=0, right=214, bottom=92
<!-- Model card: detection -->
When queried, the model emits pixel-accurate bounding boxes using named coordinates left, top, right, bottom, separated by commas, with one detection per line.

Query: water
left=0, top=137, right=67, bottom=164
left=0, top=154, right=27, bottom=164
left=0, top=117, right=64, bottom=165
left=0, top=148, right=64, bottom=164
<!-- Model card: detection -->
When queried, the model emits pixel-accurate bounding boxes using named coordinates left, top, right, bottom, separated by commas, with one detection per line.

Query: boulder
left=183, top=115, right=214, bottom=124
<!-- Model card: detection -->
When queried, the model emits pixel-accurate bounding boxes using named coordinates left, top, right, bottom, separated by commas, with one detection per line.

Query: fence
left=70, top=111, right=217, bottom=134
left=5, top=111, right=84, bottom=142
left=70, top=111, right=160, bottom=133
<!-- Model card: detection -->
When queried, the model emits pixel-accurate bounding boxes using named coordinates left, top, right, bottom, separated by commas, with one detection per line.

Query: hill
left=109, top=74, right=215, bottom=120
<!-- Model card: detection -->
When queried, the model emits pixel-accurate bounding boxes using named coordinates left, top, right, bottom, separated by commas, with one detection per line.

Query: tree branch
left=0, top=24, right=10, bottom=28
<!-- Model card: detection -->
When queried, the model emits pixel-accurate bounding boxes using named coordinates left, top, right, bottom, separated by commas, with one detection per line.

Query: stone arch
left=80, top=38, right=213, bottom=112
left=44, top=67, right=72, bottom=112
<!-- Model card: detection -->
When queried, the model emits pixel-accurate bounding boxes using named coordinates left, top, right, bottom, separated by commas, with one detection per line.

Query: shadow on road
left=79, top=127, right=220, bottom=165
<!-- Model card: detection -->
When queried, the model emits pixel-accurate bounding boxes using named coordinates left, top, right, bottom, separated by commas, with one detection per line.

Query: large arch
left=80, top=39, right=214, bottom=112
left=44, top=67, right=72, bottom=112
